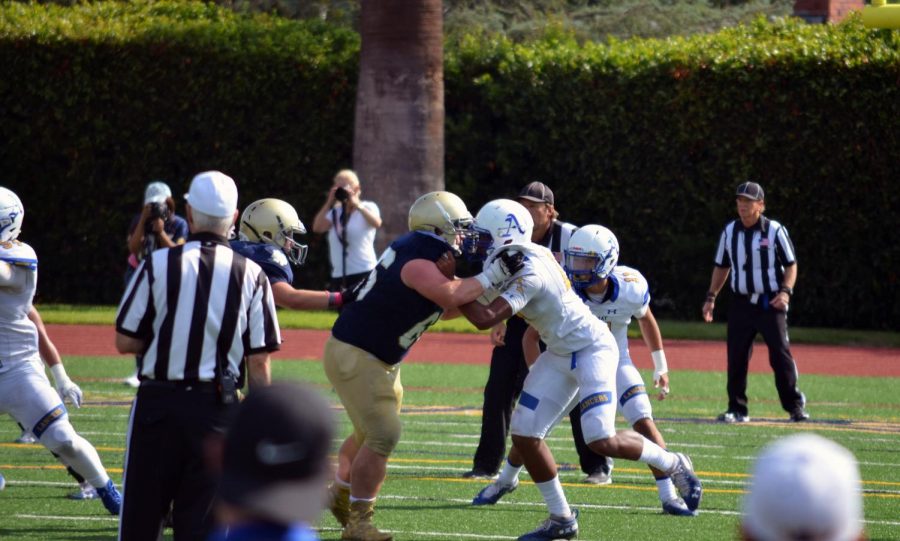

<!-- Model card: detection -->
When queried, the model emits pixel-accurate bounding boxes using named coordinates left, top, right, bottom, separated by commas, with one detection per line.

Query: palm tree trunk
left=354, top=0, right=444, bottom=251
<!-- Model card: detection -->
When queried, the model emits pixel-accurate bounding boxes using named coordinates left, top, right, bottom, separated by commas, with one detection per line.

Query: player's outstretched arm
left=401, top=259, right=486, bottom=310
left=271, top=281, right=334, bottom=311
left=458, top=296, right=514, bottom=330
left=28, top=308, right=83, bottom=408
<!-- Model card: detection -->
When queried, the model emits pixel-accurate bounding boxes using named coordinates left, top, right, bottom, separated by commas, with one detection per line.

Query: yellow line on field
left=0, top=464, right=123, bottom=474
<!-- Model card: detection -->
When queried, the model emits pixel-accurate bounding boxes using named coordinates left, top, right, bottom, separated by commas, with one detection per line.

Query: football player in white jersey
left=522, top=224, right=692, bottom=516
left=459, top=200, right=702, bottom=540
left=0, top=186, right=121, bottom=514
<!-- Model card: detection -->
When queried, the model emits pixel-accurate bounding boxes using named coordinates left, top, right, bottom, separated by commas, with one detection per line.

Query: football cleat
left=668, top=453, right=702, bottom=512
left=68, top=482, right=98, bottom=500
left=329, top=482, right=351, bottom=527
left=789, top=409, right=810, bottom=422
left=582, top=469, right=612, bottom=485
left=662, top=497, right=697, bottom=517
left=472, top=478, right=518, bottom=505
left=717, top=411, right=749, bottom=423
left=96, top=479, right=122, bottom=515
left=461, top=468, right=499, bottom=480
left=342, top=500, right=392, bottom=541
left=517, top=508, right=579, bottom=541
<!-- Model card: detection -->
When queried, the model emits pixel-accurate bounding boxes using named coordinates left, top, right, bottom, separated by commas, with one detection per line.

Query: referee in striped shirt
left=115, top=171, right=281, bottom=540
left=702, top=182, right=808, bottom=424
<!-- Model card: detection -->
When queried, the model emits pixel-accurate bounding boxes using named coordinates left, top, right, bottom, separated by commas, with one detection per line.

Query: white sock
left=349, top=496, right=375, bottom=503
left=498, top=458, right=523, bottom=487
left=638, top=438, right=677, bottom=472
left=334, top=476, right=351, bottom=489
left=536, top=476, right=571, bottom=518
left=656, top=477, right=677, bottom=502
left=44, top=434, right=109, bottom=488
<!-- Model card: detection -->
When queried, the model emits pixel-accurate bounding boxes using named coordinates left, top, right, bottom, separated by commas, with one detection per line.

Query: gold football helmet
left=408, top=191, right=473, bottom=254
left=239, top=198, right=308, bottom=265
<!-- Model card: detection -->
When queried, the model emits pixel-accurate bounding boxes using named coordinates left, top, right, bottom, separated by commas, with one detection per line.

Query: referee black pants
left=120, top=382, right=234, bottom=541
left=471, top=316, right=607, bottom=476
left=726, top=295, right=805, bottom=417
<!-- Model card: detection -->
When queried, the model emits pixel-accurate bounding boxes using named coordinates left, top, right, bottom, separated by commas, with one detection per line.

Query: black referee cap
left=736, top=182, right=765, bottom=201
left=219, top=382, right=335, bottom=525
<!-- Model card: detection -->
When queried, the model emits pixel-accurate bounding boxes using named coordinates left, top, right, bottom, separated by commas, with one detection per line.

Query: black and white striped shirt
left=713, top=216, right=796, bottom=295
left=540, top=220, right=577, bottom=261
left=116, top=232, right=281, bottom=383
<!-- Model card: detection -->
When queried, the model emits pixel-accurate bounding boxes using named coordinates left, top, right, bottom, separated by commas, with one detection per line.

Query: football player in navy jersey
left=231, top=199, right=352, bottom=310
left=323, top=191, right=522, bottom=541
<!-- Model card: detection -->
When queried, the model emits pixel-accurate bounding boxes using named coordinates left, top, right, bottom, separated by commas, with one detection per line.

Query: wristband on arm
left=651, top=350, right=668, bottom=376
left=50, top=363, right=70, bottom=385
left=327, top=292, right=343, bottom=309
left=705, top=290, right=717, bottom=302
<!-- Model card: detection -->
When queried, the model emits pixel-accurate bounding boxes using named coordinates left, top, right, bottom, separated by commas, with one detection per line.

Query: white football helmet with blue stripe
left=0, top=187, right=24, bottom=243
left=465, top=199, right=534, bottom=262
left=564, top=224, right=619, bottom=288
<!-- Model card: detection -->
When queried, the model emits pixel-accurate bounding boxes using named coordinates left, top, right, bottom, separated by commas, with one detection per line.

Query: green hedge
left=2, top=2, right=898, bottom=329
left=444, top=18, right=900, bottom=330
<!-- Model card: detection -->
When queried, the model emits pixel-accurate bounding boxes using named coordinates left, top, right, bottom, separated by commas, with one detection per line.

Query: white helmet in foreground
left=239, top=198, right=309, bottom=266
left=408, top=191, right=474, bottom=254
left=464, top=199, right=534, bottom=262
left=0, top=187, right=24, bottom=243
left=564, top=224, right=619, bottom=288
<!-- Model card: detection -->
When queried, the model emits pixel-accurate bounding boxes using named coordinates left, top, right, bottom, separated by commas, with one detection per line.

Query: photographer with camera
left=312, top=169, right=382, bottom=293
left=122, top=181, right=188, bottom=388
left=126, top=181, right=188, bottom=284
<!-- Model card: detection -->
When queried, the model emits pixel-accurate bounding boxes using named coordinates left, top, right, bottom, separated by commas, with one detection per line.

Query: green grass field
left=1, top=356, right=898, bottom=540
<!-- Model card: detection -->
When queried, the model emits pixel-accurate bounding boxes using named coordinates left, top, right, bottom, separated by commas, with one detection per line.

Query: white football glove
left=50, top=364, right=83, bottom=408
left=475, top=249, right=525, bottom=290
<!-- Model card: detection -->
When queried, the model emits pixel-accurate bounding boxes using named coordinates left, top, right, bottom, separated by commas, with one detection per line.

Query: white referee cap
left=742, top=433, right=863, bottom=541
left=185, top=171, right=238, bottom=218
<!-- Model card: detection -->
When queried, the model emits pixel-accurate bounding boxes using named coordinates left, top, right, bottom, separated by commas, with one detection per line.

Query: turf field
left=1, top=356, right=898, bottom=540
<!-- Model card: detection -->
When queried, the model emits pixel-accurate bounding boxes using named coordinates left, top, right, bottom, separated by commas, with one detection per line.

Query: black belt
left=139, top=380, right=218, bottom=391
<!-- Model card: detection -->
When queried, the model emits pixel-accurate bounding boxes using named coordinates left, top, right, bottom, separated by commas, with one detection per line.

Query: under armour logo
left=607, top=309, right=617, bottom=315
left=499, top=213, right=526, bottom=238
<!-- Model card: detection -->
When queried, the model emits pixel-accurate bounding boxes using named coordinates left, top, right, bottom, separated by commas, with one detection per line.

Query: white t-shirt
left=325, top=201, right=380, bottom=278
left=0, top=240, right=40, bottom=373
left=582, top=265, right=650, bottom=363
left=495, top=243, right=610, bottom=355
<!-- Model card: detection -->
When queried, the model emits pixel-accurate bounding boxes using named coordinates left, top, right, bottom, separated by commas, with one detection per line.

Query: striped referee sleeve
left=244, top=267, right=281, bottom=354
left=713, top=227, right=731, bottom=267
left=774, top=224, right=797, bottom=265
left=116, top=258, right=155, bottom=339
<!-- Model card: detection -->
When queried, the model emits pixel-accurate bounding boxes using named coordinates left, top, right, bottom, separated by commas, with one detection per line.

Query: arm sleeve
left=774, top=225, right=797, bottom=266
left=363, top=200, right=381, bottom=219
left=115, top=259, right=154, bottom=338
left=713, top=228, right=731, bottom=268
left=245, top=271, right=282, bottom=354
left=499, top=274, right=541, bottom=316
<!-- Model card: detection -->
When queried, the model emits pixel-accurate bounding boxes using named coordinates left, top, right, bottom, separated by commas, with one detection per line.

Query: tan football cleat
left=329, top=483, right=351, bottom=527
left=341, top=499, right=393, bottom=541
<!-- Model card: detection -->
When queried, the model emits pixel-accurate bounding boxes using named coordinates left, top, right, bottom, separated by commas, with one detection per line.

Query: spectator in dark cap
left=702, top=181, right=808, bottom=423
left=210, top=382, right=335, bottom=541
left=463, top=181, right=611, bottom=485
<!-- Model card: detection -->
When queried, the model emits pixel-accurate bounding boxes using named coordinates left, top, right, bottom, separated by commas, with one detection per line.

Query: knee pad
left=39, top=419, right=79, bottom=458
left=364, top=414, right=401, bottom=456
left=619, top=384, right=653, bottom=426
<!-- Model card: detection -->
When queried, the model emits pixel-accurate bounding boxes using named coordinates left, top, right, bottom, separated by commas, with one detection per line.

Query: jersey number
left=354, top=248, right=397, bottom=302
left=399, top=311, right=441, bottom=349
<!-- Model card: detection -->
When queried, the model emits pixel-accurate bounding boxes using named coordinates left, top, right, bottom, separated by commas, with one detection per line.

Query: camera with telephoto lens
left=334, top=186, right=350, bottom=202
left=148, top=201, right=169, bottom=221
